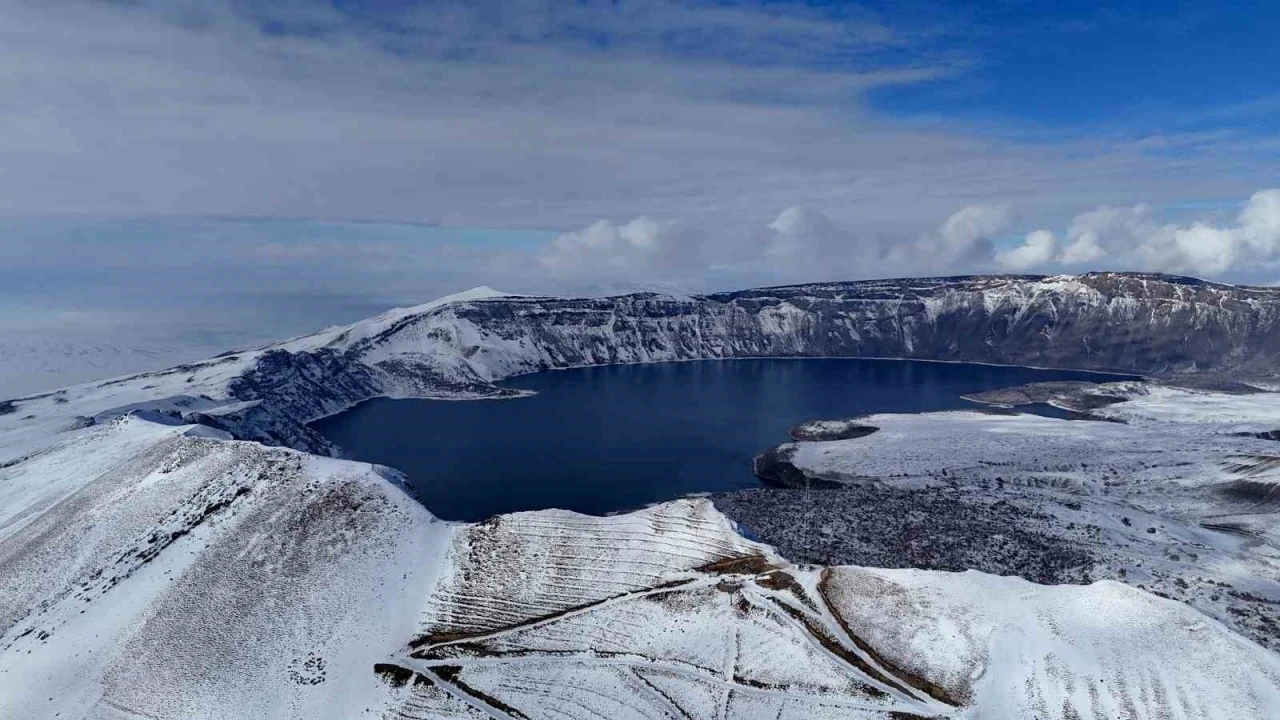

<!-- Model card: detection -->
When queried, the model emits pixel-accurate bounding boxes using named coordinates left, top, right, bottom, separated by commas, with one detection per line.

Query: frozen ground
left=1, top=277, right=1279, bottom=717
left=1, top=391, right=1278, bottom=717
left=0, top=335, right=226, bottom=399
left=381, top=499, right=1280, bottom=719
left=717, top=381, right=1280, bottom=650
left=0, top=415, right=452, bottom=719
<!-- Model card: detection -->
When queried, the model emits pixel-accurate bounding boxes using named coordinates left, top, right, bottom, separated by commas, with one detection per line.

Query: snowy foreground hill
left=3, top=273, right=1280, bottom=718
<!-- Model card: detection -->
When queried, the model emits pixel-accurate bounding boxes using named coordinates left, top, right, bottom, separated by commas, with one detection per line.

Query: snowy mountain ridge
left=10, top=271, right=1277, bottom=462
left=3, top=272, right=1280, bottom=717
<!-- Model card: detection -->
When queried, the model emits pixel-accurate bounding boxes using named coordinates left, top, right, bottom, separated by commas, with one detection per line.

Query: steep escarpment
left=199, top=273, right=1280, bottom=454
left=413, top=273, right=1280, bottom=380
left=4, top=273, right=1278, bottom=460
left=221, top=348, right=517, bottom=453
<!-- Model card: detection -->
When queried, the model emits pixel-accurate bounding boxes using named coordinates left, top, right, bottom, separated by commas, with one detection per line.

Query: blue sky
left=0, top=0, right=1278, bottom=394
left=255, top=0, right=1280, bottom=142
left=2, top=0, right=1274, bottom=227
left=864, top=2, right=1277, bottom=134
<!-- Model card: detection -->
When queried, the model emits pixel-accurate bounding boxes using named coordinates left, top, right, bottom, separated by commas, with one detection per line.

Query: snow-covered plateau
left=2, top=272, right=1280, bottom=718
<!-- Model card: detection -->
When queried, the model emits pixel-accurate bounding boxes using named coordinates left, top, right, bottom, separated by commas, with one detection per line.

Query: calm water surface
left=313, top=359, right=1132, bottom=521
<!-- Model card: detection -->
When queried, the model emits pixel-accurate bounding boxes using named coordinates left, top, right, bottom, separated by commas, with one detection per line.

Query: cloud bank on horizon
left=538, top=188, right=1280, bottom=286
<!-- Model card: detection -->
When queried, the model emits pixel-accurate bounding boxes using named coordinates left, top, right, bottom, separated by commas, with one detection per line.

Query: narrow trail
left=395, top=563, right=958, bottom=719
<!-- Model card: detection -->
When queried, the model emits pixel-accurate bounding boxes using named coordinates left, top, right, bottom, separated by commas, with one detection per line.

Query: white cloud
left=766, top=206, right=846, bottom=260
left=935, top=204, right=1016, bottom=264
left=757, top=206, right=880, bottom=280
left=1115, top=190, right=1280, bottom=275
left=538, top=216, right=703, bottom=279
left=749, top=203, right=1017, bottom=281
left=532, top=188, right=1280, bottom=287
left=1241, top=189, right=1280, bottom=242
left=0, top=0, right=1271, bottom=234
left=1058, top=233, right=1106, bottom=265
left=871, top=204, right=1016, bottom=275
left=997, top=229, right=1058, bottom=271
left=542, top=202, right=1028, bottom=287
left=979, top=188, right=1280, bottom=278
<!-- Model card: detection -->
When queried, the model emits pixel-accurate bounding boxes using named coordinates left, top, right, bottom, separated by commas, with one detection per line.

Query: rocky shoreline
left=718, top=379, right=1280, bottom=650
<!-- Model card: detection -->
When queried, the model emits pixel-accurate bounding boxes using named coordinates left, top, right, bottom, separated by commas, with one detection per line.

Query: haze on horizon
left=1, top=0, right=1278, bottom=396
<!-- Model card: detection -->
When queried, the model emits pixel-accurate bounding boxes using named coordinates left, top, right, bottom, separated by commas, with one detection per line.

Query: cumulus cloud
left=1058, top=233, right=1106, bottom=265
left=930, top=204, right=1016, bottom=267
left=1242, top=190, right=1280, bottom=240
left=755, top=206, right=882, bottom=280
left=534, top=188, right=1280, bottom=287
left=1143, top=189, right=1280, bottom=274
left=997, top=230, right=1058, bottom=271
left=543, top=202, right=1028, bottom=288
left=1031, top=189, right=1280, bottom=276
left=743, top=203, right=1019, bottom=281
left=538, top=216, right=704, bottom=279
left=861, top=204, right=1018, bottom=275
left=765, top=206, right=847, bottom=262
left=1050, top=204, right=1155, bottom=269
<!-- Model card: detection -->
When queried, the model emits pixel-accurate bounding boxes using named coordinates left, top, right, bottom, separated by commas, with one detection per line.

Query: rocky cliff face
left=358, top=272, right=1280, bottom=378
left=205, top=272, right=1280, bottom=453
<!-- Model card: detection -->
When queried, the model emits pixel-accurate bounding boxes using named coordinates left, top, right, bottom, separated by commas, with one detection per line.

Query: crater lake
left=312, top=359, right=1134, bottom=521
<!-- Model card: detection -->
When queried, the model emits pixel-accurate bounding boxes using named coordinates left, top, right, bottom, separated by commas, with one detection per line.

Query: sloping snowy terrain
left=8, top=418, right=1275, bottom=719
left=1, top=273, right=1279, bottom=718
left=0, top=335, right=236, bottom=400
left=824, top=568, right=1280, bottom=718
left=728, top=381, right=1280, bottom=649
left=0, top=415, right=451, bottom=719
left=379, top=499, right=1280, bottom=719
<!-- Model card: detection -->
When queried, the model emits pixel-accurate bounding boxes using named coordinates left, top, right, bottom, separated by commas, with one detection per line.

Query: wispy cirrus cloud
left=0, top=0, right=1273, bottom=233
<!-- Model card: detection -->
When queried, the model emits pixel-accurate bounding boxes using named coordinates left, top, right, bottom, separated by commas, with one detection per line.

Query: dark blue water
left=313, top=359, right=1132, bottom=521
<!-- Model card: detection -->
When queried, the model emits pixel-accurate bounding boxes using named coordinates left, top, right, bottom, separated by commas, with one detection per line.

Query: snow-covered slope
left=9, top=417, right=1274, bottom=720
left=0, top=415, right=451, bottom=719
left=825, top=568, right=1280, bottom=719
left=0, top=335, right=236, bottom=399
left=382, top=498, right=1280, bottom=719
left=2, top=273, right=1280, bottom=718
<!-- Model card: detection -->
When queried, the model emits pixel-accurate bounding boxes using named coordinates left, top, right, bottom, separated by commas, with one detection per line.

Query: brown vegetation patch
left=765, top=598, right=889, bottom=700
left=373, top=662, right=415, bottom=687
left=410, top=578, right=696, bottom=651
left=1219, top=479, right=1280, bottom=504
left=817, top=570, right=961, bottom=707
left=696, top=554, right=778, bottom=576
left=755, top=570, right=819, bottom=611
